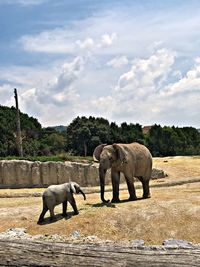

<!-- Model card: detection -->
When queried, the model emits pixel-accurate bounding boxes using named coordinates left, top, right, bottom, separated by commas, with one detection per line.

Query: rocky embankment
left=0, top=228, right=199, bottom=249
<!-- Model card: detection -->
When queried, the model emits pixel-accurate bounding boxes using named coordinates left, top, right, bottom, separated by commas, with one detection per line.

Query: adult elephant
left=93, top=142, right=152, bottom=203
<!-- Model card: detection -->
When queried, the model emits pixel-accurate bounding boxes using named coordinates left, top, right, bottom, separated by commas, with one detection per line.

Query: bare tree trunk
left=14, top=88, right=23, bottom=157
left=84, top=140, right=87, bottom=157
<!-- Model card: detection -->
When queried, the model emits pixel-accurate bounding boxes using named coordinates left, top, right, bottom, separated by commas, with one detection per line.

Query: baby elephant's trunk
left=79, top=189, right=86, bottom=200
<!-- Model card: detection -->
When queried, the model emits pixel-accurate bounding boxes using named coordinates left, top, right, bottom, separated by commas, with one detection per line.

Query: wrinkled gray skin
left=93, top=142, right=152, bottom=203
left=37, top=182, right=86, bottom=224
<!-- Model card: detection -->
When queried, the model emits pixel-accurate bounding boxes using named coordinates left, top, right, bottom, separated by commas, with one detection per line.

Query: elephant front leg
left=62, top=200, right=68, bottom=217
left=69, top=195, right=79, bottom=215
left=125, top=176, right=137, bottom=201
left=111, top=170, right=121, bottom=203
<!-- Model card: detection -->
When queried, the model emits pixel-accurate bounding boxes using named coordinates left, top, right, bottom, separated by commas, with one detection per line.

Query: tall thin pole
left=14, top=88, right=23, bottom=157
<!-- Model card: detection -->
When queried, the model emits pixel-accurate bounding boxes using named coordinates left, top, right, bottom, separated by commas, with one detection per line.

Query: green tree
left=0, top=105, right=41, bottom=156
left=39, top=127, right=66, bottom=155
left=77, top=126, right=91, bottom=156
left=120, top=123, right=144, bottom=144
left=110, top=122, right=120, bottom=143
left=65, top=116, right=110, bottom=156
left=145, top=125, right=163, bottom=156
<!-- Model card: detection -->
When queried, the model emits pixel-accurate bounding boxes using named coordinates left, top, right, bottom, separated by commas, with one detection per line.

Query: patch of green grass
left=0, top=154, right=93, bottom=163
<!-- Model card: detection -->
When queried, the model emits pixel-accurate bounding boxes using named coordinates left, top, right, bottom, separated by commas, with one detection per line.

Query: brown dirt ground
left=0, top=156, right=200, bottom=245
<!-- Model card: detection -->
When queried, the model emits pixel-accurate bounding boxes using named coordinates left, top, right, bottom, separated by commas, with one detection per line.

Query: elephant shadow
left=37, top=211, right=74, bottom=225
left=120, top=197, right=144, bottom=203
left=88, top=197, right=145, bottom=208
left=88, top=202, right=116, bottom=208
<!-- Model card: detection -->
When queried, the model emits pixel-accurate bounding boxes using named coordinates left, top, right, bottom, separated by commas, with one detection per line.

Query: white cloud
left=87, top=48, right=199, bottom=127
left=162, top=57, right=200, bottom=96
left=76, top=38, right=95, bottom=50
left=90, top=95, right=117, bottom=116
left=33, top=57, right=84, bottom=108
left=0, top=0, right=48, bottom=6
left=20, top=29, right=118, bottom=54
left=18, top=2, right=200, bottom=59
left=20, top=88, right=42, bottom=117
left=172, top=70, right=182, bottom=80
left=116, top=49, right=175, bottom=95
left=0, top=84, right=14, bottom=106
left=20, top=29, right=76, bottom=54
left=107, top=56, right=129, bottom=68
left=1, top=48, right=200, bottom=127
left=0, top=57, right=84, bottom=125
left=0, top=65, right=52, bottom=87
left=100, top=33, right=117, bottom=47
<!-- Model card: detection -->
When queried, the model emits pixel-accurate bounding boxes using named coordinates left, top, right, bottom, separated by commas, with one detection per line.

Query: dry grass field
left=0, top=156, right=200, bottom=245
left=153, top=156, right=200, bottom=180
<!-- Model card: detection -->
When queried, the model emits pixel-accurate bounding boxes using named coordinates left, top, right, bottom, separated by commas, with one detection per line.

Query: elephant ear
left=113, top=144, right=128, bottom=163
left=93, top=144, right=107, bottom=162
left=70, top=182, right=77, bottom=194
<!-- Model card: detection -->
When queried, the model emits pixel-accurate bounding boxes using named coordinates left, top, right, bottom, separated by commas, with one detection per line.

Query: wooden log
left=0, top=238, right=199, bottom=266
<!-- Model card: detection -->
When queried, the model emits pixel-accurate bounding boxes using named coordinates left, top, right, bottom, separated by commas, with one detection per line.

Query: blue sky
left=0, top=0, right=200, bottom=127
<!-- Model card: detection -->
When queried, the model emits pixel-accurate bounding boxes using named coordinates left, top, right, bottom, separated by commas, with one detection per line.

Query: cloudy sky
left=0, top=0, right=200, bottom=127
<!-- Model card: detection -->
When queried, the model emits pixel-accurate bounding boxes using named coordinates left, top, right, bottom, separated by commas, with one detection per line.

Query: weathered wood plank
left=0, top=238, right=199, bottom=267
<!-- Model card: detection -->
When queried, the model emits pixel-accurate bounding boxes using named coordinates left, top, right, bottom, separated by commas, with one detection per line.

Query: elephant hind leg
left=125, top=176, right=137, bottom=201
left=37, top=204, right=48, bottom=224
left=141, top=178, right=151, bottom=199
left=62, top=200, right=68, bottom=217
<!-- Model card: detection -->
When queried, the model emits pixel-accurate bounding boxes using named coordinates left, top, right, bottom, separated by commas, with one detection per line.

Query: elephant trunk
left=79, top=189, right=86, bottom=200
left=99, top=167, right=110, bottom=203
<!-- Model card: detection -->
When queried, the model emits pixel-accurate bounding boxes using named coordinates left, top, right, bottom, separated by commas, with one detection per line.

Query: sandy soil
left=0, top=156, right=199, bottom=245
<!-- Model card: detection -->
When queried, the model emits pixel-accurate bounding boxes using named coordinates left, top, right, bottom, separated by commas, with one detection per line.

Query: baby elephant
left=37, top=182, right=86, bottom=224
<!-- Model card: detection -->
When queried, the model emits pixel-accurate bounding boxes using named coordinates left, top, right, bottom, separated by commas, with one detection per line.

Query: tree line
left=0, top=105, right=200, bottom=158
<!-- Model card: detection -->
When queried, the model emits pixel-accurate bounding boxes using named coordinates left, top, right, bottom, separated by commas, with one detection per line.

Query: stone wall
left=0, top=160, right=110, bottom=188
left=0, top=160, right=166, bottom=189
